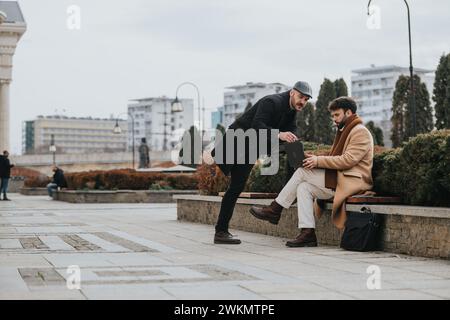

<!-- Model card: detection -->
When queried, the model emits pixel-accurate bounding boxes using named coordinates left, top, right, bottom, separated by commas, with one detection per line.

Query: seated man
left=250, top=97, right=374, bottom=247
left=47, top=165, right=68, bottom=197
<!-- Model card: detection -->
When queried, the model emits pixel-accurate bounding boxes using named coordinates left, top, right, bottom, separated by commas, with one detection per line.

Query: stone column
left=0, top=14, right=27, bottom=153
left=0, top=79, right=10, bottom=151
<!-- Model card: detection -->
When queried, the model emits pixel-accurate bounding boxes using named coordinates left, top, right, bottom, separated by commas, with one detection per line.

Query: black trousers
left=215, top=164, right=254, bottom=232
left=215, top=158, right=296, bottom=233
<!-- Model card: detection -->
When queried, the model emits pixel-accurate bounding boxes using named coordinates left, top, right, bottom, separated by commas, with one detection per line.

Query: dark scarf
left=325, top=114, right=363, bottom=189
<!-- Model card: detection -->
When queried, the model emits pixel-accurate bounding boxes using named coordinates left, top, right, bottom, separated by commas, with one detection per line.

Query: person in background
left=0, top=150, right=15, bottom=201
left=139, top=137, right=151, bottom=168
left=47, top=165, right=68, bottom=197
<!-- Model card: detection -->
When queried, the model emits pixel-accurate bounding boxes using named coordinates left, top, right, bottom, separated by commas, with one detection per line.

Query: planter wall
left=175, top=195, right=450, bottom=260
left=19, top=187, right=48, bottom=196
left=53, top=189, right=198, bottom=203
left=7, top=177, right=25, bottom=193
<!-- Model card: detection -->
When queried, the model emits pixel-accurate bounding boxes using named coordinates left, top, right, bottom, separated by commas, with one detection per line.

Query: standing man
left=212, top=81, right=313, bottom=244
left=0, top=150, right=14, bottom=201
left=250, top=97, right=374, bottom=247
left=138, top=138, right=151, bottom=169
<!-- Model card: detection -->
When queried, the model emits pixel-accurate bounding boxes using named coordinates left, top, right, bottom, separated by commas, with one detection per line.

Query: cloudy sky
left=7, top=0, right=450, bottom=154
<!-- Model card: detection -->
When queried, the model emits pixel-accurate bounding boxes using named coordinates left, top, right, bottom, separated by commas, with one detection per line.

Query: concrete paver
left=0, top=194, right=449, bottom=300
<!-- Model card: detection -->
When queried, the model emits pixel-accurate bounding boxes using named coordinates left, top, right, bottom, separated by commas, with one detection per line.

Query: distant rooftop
left=34, top=115, right=125, bottom=121
left=129, top=96, right=192, bottom=103
left=0, top=1, right=25, bottom=23
left=352, top=65, right=434, bottom=75
left=226, top=82, right=289, bottom=90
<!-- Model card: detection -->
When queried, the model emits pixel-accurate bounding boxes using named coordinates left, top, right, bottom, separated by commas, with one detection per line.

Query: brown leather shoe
left=214, top=231, right=241, bottom=245
left=286, top=228, right=318, bottom=247
left=249, top=201, right=283, bottom=225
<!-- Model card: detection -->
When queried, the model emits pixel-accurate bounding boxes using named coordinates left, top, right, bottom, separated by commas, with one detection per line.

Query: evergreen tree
left=296, top=102, right=315, bottom=142
left=334, top=78, right=349, bottom=97
left=433, top=53, right=450, bottom=129
left=179, top=125, right=201, bottom=167
left=391, top=75, right=409, bottom=147
left=314, top=78, right=336, bottom=145
left=405, top=75, right=433, bottom=139
left=365, top=121, right=384, bottom=146
left=391, top=75, right=433, bottom=147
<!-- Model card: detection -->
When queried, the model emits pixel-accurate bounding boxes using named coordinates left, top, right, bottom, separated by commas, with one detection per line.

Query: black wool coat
left=213, top=90, right=298, bottom=176
left=0, top=156, right=14, bottom=179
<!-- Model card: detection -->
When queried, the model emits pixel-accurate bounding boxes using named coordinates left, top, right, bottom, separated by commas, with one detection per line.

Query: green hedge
left=247, top=142, right=332, bottom=193
left=64, top=169, right=198, bottom=191
left=247, top=132, right=450, bottom=207
left=246, top=155, right=289, bottom=193
left=373, top=130, right=450, bottom=207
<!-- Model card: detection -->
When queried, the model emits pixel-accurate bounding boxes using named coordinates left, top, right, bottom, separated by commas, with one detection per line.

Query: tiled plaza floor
left=0, top=194, right=449, bottom=300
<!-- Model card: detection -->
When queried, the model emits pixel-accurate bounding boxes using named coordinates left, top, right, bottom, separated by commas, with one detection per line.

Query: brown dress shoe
left=214, top=231, right=241, bottom=245
left=249, top=201, right=283, bottom=225
left=286, top=228, right=318, bottom=247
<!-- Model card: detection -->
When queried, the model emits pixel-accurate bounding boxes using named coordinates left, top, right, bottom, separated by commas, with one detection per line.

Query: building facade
left=22, top=116, right=128, bottom=154
left=127, top=96, right=194, bottom=151
left=0, top=1, right=26, bottom=152
left=211, top=106, right=224, bottom=130
left=351, top=65, right=435, bottom=147
left=223, top=82, right=290, bottom=128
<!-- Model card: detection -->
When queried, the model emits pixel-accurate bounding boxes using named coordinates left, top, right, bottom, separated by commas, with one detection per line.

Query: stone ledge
left=19, top=187, right=48, bottom=196
left=54, top=190, right=198, bottom=203
left=7, top=179, right=24, bottom=193
left=173, top=195, right=450, bottom=219
left=175, top=195, right=450, bottom=259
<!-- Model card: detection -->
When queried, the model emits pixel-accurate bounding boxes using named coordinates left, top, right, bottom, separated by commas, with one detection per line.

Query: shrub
left=247, top=156, right=288, bottom=193
left=195, top=143, right=333, bottom=195
left=248, top=142, right=332, bottom=193
left=63, top=169, right=197, bottom=191
left=13, top=167, right=49, bottom=188
left=195, top=164, right=229, bottom=195
left=196, top=134, right=449, bottom=207
left=24, top=175, right=51, bottom=188
left=372, top=149, right=403, bottom=197
left=12, top=167, right=43, bottom=179
left=374, top=130, right=450, bottom=206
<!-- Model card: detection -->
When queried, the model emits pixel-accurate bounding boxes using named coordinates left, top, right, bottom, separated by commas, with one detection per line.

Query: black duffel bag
left=340, top=207, right=383, bottom=252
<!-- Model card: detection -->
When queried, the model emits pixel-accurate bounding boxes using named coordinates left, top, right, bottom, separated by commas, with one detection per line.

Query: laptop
left=285, top=141, right=306, bottom=168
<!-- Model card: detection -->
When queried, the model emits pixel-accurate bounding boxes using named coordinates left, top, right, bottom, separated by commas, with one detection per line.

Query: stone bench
left=218, top=192, right=402, bottom=204
left=175, top=194, right=450, bottom=260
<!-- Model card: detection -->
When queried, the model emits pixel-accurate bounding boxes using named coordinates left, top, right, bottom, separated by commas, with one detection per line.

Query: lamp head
left=113, top=119, right=122, bottom=134
left=171, top=97, right=183, bottom=113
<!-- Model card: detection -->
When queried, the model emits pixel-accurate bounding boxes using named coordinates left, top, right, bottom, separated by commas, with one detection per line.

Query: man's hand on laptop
left=279, top=132, right=298, bottom=143
left=303, top=153, right=318, bottom=169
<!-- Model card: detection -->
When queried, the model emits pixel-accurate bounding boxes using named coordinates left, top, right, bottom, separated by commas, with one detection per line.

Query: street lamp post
left=113, top=113, right=135, bottom=170
left=49, top=134, right=56, bottom=165
left=367, top=0, right=416, bottom=136
left=171, top=82, right=202, bottom=134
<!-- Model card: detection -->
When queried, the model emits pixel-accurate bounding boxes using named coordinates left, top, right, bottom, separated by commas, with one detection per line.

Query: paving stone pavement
left=0, top=194, right=449, bottom=300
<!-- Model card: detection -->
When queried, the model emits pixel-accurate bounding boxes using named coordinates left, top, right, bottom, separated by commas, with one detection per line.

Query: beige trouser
left=276, top=168, right=335, bottom=229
